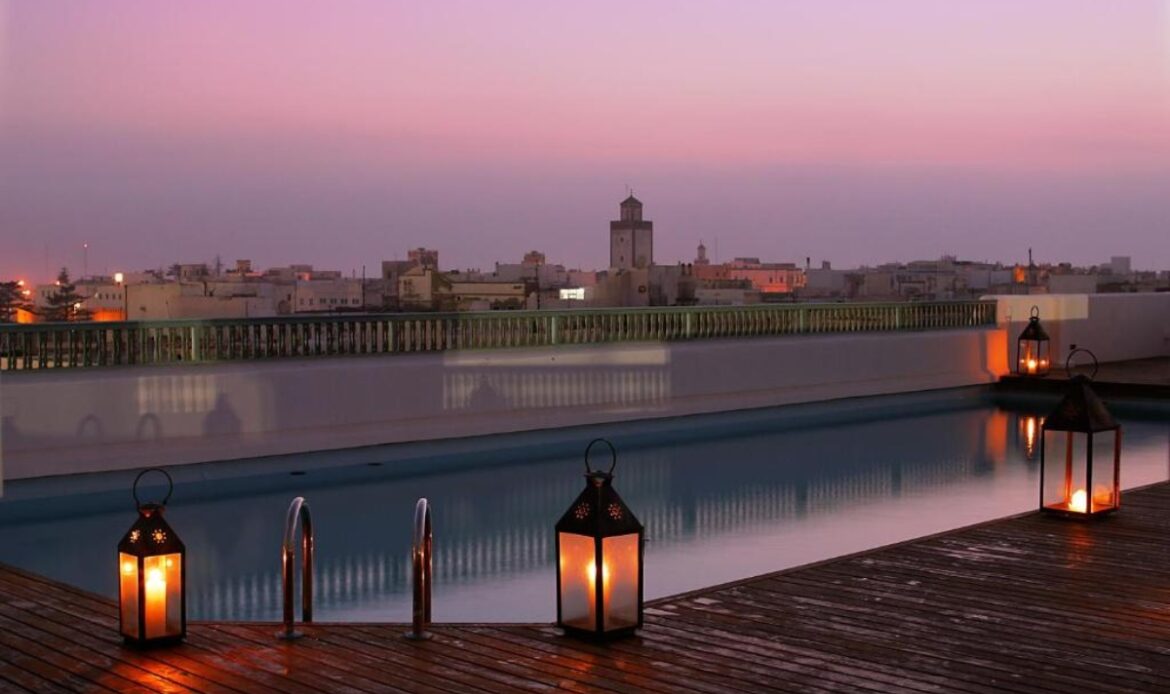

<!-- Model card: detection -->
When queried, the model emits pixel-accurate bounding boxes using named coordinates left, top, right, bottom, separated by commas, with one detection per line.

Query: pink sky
left=2, top=0, right=1169, bottom=280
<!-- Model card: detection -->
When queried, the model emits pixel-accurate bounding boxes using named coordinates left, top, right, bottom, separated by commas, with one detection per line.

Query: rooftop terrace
left=2, top=481, right=1169, bottom=692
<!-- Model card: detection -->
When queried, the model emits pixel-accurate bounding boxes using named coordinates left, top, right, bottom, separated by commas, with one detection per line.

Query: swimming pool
left=0, top=388, right=1166, bottom=622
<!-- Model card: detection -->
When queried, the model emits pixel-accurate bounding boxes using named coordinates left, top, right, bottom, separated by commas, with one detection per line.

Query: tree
left=0, top=280, right=31, bottom=323
left=42, top=268, right=91, bottom=322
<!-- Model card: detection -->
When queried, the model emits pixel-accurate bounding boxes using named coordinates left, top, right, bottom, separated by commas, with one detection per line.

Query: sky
left=1, top=0, right=1169, bottom=282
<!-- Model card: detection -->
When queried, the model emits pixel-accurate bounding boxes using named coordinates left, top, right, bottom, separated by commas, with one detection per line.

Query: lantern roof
left=556, top=472, right=643, bottom=537
left=1018, top=315, right=1049, bottom=341
left=118, top=504, right=186, bottom=556
left=1042, top=375, right=1118, bottom=433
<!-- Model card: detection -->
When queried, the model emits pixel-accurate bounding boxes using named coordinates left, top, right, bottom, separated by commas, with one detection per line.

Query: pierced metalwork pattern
left=574, top=502, right=590, bottom=520
left=151, top=529, right=167, bottom=543
left=129, top=530, right=141, bottom=543
left=608, top=503, right=623, bottom=520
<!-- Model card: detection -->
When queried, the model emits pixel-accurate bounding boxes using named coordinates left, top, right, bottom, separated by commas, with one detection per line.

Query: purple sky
left=2, top=1, right=1169, bottom=282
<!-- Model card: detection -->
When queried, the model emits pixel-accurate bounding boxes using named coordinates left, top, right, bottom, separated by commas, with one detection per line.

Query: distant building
left=449, top=280, right=528, bottom=311
left=801, top=262, right=848, bottom=299
left=694, top=241, right=710, bottom=266
left=293, top=278, right=364, bottom=313
left=725, top=257, right=805, bottom=295
left=408, top=248, right=440, bottom=270
left=1108, top=256, right=1131, bottom=276
left=398, top=266, right=452, bottom=311
left=609, top=195, right=653, bottom=270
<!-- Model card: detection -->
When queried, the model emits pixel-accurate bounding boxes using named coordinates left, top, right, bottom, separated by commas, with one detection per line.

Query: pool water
left=0, top=391, right=1166, bottom=622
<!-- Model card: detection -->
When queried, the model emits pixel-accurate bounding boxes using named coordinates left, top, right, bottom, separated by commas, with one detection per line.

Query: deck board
left=2, top=482, right=1170, bottom=692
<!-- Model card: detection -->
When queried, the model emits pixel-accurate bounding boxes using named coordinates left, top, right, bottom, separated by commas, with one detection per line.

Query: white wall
left=0, top=327, right=1006, bottom=481
left=991, top=293, right=1170, bottom=365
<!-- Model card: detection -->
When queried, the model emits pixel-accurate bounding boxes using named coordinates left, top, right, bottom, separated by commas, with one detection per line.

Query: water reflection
left=0, top=405, right=1166, bottom=623
left=1017, top=414, right=1044, bottom=462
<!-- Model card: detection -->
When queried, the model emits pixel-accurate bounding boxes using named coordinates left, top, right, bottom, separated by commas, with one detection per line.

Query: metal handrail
left=404, top=498, right=433, bottom=640
left=277, top=496, right=314, bottom=640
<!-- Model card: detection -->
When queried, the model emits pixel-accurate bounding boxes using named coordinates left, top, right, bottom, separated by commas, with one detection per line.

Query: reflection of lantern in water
left=1018, top=415, right=1044, bottom=461
left=1016, top=306, right=1051, bottom=377
left=555, top=439, right=643, bottom=640
left=119, top=469, right=186, bottom=646
left=1039, top=357, right=1120, bottom=518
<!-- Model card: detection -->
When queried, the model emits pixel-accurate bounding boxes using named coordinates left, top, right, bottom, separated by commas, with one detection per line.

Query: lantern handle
left=1029, top=305, right=1040, bottom=320
left=132, top=467, right=173, bottom=508
left=584, top=438, right=617, bottom=475
left=1065, top=347, right=1099, bottom=381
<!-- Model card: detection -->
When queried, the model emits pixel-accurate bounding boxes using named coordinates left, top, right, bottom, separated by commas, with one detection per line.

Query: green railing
left=0, top=300, right=996, bottom=371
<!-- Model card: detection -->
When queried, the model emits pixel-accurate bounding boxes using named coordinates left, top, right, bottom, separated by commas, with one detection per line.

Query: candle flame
left=122, top=561, right=134, bottom=576
left=1069, top=489, right=1087, bottom=513
left=585, top=560, right=611, bottom=585
left=146, top=567, right=165, bottom=589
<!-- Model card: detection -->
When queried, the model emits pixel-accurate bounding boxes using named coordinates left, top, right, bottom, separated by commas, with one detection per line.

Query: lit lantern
left=1016, top=306, right=1051, bottom=377
left=1039, top=353, right=1120, bottom=518
left=556, top=439, right=643, bottom=639
left=119, top=468, right=186, bottom=646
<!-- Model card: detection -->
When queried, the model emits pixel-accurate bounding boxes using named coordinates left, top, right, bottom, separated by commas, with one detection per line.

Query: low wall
left=991, top=293, right=1170, bottom=365
left=0, top=327, right=1007, bottom=481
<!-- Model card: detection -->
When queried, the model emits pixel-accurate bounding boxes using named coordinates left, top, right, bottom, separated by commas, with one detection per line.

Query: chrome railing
left=277, top=496, right=314, bottom=640
left=404, top=497, right=433, bottom=641
left=0, top=300, right=997, bottom=371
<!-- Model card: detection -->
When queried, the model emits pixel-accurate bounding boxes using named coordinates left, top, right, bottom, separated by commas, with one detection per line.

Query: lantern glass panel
left=558, top=532, right=595, bottom=631
left=1018, top=339, right=1050, bottom=376
left=1042, top=430, right=1088, bottom=513
left=1089, top=431, right=1120, bottom=513
left=601, top=534, right=639, bottom=631
left=119, top=552, right=139, bottom=639
left=140, top=553, right=183, bottom=639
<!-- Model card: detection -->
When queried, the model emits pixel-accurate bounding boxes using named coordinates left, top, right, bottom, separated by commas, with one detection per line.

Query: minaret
left=609, top=194, right=653, bottom=270
left=695, top=241, right=710, bottom=266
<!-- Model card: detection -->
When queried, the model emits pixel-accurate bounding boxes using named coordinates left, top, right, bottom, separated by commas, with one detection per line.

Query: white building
left=293, top=279, right=364, bottom=313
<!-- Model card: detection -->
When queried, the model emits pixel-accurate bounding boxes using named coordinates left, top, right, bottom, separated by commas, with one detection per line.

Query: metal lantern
left=119, top=468, right=186, bottom=646
left=1016, top=306, right=1051, bottom=377
left=556, top=439, right=643, bottom=639
left=1039, top=350, right=1120, bottom=518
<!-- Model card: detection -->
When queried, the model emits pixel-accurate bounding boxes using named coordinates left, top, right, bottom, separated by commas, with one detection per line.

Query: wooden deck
left=3, top=483, right=1170, bottom=692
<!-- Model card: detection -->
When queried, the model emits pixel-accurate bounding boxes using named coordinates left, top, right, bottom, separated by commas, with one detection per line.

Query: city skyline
left=3, top=1, right=1169, bottom=281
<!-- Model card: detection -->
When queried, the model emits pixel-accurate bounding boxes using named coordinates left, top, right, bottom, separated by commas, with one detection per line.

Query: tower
left=695, top=241, right=709, bottom=266
left=609, top=194, right=653, bottom=270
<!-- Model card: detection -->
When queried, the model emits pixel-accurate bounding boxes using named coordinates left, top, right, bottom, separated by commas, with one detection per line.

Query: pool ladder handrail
left=404, top=497, right=433, bottom=640
left=277, top=496, right=314, bottom=640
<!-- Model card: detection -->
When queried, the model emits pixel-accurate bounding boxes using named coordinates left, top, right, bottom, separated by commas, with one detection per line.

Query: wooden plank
left=0, top=573, right=331, bottom=694
left=645, top=600, right=1013, bottom=694
left=459, top=626, right=713, bottom=694
left=210, top=623, right=420, bottom=694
